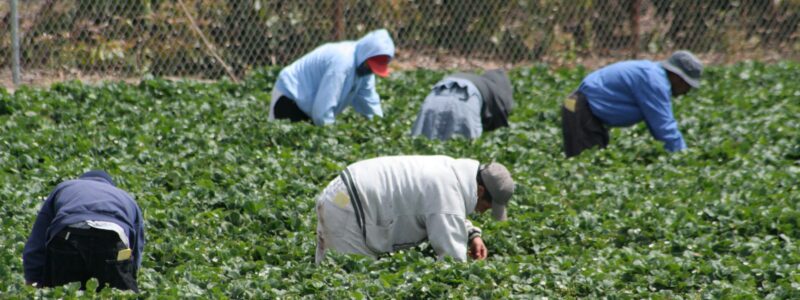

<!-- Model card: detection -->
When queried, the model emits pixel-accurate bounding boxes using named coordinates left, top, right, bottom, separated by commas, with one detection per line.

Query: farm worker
left=23, top=170, right=145, bottom=292
left=411, top=69, right=516, bottom=140
left=562, top=50, right=703, bottom=157
left=269, top=28, right=395, bottom=125
left=314, top=155, right=515, bottom=263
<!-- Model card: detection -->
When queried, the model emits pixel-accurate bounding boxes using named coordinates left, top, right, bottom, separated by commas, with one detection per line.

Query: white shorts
left=315, top=176, right=378, bottom=264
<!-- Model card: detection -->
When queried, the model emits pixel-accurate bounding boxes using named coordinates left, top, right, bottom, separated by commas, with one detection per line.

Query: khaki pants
left=315, top=176, right=378, bottom=264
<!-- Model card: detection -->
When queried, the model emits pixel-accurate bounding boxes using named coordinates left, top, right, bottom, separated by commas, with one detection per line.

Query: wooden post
left=630, top=0, right=641, bottom=59
left=177, top=0, right=240, bottom=82
left=333, top=0, right=344, bottom=40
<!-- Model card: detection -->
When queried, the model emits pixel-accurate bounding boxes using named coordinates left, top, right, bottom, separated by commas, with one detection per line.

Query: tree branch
left=177, top=0, right=240, bottom=83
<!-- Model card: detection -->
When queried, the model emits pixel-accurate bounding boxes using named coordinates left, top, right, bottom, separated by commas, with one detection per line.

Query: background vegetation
left=1, top=0, right=799, bottom=78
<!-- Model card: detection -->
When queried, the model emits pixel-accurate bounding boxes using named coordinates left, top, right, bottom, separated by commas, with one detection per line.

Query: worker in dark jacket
left=23, top=170, right=145, bottom=292
left=562, top=50, right=703, bottom=157
left=411, top=69, right=515, bottom=140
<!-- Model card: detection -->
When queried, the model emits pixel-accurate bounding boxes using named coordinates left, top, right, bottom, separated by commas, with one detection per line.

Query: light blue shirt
left=411, top=77, right=483, bottom=140
left=274, top=29, right=395, bottom=126
left=578, top=60, right=687, bottom=152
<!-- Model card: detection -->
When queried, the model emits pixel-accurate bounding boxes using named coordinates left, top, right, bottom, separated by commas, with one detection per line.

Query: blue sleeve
left=633, top=75, right=687, bottom=152
left=133, top=203, right=145, bottom=270
left=22, top=191, right=58, bottom=284
left=310, top=71, right=347, bottom=126
left=351, top=75, right=383, bottom=119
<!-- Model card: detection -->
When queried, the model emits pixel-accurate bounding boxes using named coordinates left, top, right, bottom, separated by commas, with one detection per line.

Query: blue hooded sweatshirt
left=23, top=173, right=145, bottom=284
left=274, top=29, right=395, bottom=126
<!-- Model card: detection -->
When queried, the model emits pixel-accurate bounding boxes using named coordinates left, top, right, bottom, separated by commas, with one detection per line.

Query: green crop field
left=1, top=62, right=798, bottom=298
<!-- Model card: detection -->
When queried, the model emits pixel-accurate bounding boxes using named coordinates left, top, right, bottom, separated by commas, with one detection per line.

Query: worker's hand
left=468, top=237, right=488, bottom=260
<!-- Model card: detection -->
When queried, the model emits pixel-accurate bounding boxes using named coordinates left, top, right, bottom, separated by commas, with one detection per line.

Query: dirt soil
left=1, top=50, right=795, bottom=92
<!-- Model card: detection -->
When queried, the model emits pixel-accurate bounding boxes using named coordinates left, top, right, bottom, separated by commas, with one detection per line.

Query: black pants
left=561, top=91, right=609, bottom=158
left=273, top=96, right=312, bottom=123
left=44, top=227, right=138, bottom=292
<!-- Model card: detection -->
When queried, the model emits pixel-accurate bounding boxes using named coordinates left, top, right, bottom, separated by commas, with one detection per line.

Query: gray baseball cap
left=479, top=162, right=515, bottom=221
left=660, top=50, right=703, bottom=88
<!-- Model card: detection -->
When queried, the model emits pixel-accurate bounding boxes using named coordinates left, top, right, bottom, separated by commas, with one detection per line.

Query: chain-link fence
left=2, top=0, right=799, bottom=84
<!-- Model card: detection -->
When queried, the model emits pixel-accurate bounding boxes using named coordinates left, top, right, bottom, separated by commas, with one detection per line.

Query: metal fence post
left=10, top=0, right=21, bottom=86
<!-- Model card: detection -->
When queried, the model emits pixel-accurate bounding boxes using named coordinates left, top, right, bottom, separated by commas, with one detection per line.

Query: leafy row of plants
left=0, top=61, right=798, bottom=298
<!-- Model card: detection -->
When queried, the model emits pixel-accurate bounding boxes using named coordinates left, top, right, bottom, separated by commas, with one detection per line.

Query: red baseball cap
left=366, top=55, right=391, bottom=77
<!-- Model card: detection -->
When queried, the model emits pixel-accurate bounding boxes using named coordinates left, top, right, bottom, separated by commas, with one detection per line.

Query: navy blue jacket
left=22, top=177, right=145, bottom=284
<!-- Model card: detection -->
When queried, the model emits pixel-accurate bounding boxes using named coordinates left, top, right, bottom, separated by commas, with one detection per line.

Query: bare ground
left=2, top=49, right=796, bottom=93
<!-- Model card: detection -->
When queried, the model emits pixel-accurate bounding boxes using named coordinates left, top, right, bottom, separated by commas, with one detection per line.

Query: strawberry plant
left=0, top=61, right=798, bottom=298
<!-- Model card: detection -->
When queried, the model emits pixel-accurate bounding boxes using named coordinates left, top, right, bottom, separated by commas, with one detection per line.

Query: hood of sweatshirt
left=354, top=29, right=395, bottom=67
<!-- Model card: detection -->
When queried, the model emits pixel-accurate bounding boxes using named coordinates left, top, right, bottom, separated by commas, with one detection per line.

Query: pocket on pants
left=103, top=255, right=133, bottom=270
left=317, top=177, right=355, bottom=238
left=48, top=239, right=82, bottom=256
left=319, top=200, right=355, bottom=238
left=100, top=257, right=139, bottom=292
left=365, top=219, right=394, bottom=253
left=44, top=238, right=87, bottom=287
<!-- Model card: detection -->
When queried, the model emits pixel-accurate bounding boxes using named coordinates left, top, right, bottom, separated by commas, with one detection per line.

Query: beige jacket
left=341, top=155, right=480, bottom=261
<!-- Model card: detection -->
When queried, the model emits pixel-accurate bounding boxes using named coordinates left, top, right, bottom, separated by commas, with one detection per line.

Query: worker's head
left=79, top=170, right=115, bottom=186
left=355, top=29, right=394, bottom=77
left=661, top=50, right=703, bottom=97
left=475, top=162, right=515, bottom=221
